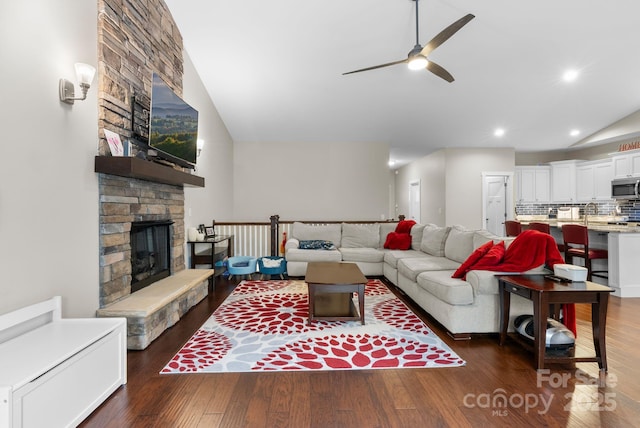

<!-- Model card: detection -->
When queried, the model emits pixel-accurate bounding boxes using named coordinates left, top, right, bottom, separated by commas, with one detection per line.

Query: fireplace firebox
left=130, top=220, right=173, bottom=293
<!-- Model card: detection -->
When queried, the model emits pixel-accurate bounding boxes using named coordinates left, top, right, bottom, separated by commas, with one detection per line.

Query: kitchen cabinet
left=576, top=159, right=613, bottom=201
left=515, top=166, right=550, bottom=202
left=612, top=150, right=640, bottom=178
left=550, top=160, right=580, bottom=203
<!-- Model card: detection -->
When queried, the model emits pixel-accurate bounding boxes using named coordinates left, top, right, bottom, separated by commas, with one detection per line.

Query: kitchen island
left=516, top=216, right=640, bottom=297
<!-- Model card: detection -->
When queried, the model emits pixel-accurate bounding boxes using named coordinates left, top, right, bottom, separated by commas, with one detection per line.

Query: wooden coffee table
left=305, top=262, right=367, bottom=325
left=497, top=274, right=613, bottom=371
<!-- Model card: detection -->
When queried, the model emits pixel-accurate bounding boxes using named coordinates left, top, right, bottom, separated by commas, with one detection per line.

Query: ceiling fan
left=343, top=0, right=475, bottom=82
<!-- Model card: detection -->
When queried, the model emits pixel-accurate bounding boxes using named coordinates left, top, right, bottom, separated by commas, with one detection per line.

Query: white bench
left=97, top=269, right=213, bottom=349
left=0, top=296, right=126, bottom=428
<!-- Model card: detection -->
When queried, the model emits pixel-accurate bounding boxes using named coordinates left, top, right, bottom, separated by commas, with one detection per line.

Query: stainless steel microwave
left=611, top=177, right=640, bottom=199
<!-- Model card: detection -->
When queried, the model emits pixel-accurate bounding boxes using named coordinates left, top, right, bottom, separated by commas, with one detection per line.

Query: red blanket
left=469, top=229, right=564, bottom=273
left=457, top=230, right=576, bottom=335
left=384, top=220, right=416, bottom=250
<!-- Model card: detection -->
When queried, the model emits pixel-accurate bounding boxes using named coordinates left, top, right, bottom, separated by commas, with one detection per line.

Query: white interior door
left=409, top=180, right=420, bottom=223
left=482, top=173, right=514, bottom=236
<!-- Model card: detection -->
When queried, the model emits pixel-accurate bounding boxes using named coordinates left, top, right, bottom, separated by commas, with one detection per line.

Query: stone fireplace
left=98, top=173, right=185, bottom=307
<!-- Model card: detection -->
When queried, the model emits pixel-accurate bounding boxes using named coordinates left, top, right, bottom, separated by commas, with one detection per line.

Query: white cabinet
left=0, top=297, right=127, bottom=428
left=576, top=159, right=613, bottom=201
left=612, top=151, right=640, bottom=178
left=550, top=160, right=580, bottom=203
left=515, top=166, right=550, bottom=202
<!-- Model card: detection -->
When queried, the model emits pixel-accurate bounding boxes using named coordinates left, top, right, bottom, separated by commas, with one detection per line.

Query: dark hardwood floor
left=81, top=276, right=640, bottom=427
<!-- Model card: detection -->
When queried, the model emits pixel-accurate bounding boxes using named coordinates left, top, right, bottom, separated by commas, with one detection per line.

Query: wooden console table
left=498, top=274, right=613, bottom=371
left=187, top=235, right=234, bottom=273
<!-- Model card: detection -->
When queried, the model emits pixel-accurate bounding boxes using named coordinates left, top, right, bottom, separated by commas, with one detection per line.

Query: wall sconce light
left=59, top=63, right=96, bottom=105
left=197, top=139, right=204, bottom=157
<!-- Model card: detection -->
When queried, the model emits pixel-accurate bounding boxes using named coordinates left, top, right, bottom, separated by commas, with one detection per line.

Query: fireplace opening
left=130, top=220, right=173, bottom=293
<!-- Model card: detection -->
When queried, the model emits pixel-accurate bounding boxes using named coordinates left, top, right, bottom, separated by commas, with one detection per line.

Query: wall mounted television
left=148, top=73, right=199, bottom=168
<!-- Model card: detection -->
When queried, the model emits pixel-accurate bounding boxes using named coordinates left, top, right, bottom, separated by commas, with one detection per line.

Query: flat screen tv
left=148, top=73, right=199, bottom=166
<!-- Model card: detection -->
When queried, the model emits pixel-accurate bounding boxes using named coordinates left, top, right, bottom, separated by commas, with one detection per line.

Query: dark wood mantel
left=95, top=156, right=205, bottom=187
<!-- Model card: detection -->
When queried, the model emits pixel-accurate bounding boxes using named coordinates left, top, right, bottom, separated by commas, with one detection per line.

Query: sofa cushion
left=420, top=225, right=451, bottom=256
left=444, top=225, right=476, bottom=263
left=383, top=249, right=427, bottom=268
left=397, top=256, right=460, bottom=282
left=410, top=224, right=425, bottom=250
left=473, top=229, right=498, bottom=248
left=340, top=247, right=385, bottom=263
left=292, top=222, right=342, bottom=248
left=465, top=265, right=547, bottom=296
left=379, top=223, right=397, bottom=248
left=416, top=270, right=474, bottom=306
left=285, top=248, right=343, bottom=263
left=341, top=223, right=380, bottom=248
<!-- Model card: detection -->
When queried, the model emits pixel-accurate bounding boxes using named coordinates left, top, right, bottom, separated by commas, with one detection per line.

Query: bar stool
left=504, top=220, right=522, bottom=237
left=528, top=222, right=565, bottom=253
left=561, top=224, right=608, bottom=281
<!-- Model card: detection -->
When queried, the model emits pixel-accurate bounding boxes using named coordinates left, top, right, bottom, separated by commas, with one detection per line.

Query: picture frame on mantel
left=104, top=129, right=124, bottom=156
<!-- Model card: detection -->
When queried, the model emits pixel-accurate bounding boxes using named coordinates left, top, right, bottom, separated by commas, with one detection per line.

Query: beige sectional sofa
left=285, top=221, right=539, bottom=337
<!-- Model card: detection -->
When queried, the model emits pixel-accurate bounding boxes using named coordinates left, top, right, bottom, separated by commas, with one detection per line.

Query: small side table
left=187, top=235, right=234, bottom=289
left=497, top=274, right=613, bottom=371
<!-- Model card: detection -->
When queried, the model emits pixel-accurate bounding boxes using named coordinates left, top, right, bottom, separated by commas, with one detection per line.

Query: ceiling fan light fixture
left=408, top=54, right=428, bottom=71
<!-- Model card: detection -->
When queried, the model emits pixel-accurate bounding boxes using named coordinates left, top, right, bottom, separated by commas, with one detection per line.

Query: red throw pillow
left=452, top=241, right=494, bottom=278
left=395, top=220, right=416, bottom=234
left=467, top=240, right=507, bottom=272
left=479, top=240, right=505, bottom=265
left=384, top=232, right=412, bottom=250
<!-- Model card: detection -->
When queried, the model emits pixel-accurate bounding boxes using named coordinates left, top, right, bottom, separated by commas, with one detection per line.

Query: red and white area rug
left=161, top=279, right=465, bottom=373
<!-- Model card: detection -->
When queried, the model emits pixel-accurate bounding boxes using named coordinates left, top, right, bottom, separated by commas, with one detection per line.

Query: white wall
left=233, top=141, right=392, bottom=221
left=445, top=148, right=515, bottom=228
left=394, top=148, right=515, bottom=229
left=394, top=150, right=446, bottom=225
left=183, top=51, right=235, bottom=230
left=0, top=1, right=99, bottom=316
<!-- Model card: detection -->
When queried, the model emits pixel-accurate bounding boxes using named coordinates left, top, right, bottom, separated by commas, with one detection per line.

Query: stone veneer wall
left=98, top=0, right=183, bottom=154
left=99, top=174, right=185, bottom=306
left=96, top=0, right=187, bottom=307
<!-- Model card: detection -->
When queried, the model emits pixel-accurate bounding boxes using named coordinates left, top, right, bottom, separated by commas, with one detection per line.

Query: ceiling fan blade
left=342, top=59, right=407, bottom=75
left=426, top=60, right=455, bottom=83
left=420, top=13, right=475, bottom=57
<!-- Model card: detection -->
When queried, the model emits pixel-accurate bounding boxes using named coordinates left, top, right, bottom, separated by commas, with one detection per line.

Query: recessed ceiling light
left=563, top=69, right=579, bottom=82
left=494, top=128, right=505, bottom=137
left=570, top=129, right=580, bottom=137
left=388, top=160, right=396, bottom=167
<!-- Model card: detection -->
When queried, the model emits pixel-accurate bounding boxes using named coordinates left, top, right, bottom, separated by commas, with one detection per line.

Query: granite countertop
left=516, top=215, right=640, bottom=233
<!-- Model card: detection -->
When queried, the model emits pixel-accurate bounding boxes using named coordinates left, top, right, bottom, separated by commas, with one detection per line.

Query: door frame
left=409, top=180, right=421, bottom=223
left=481, top=172, right=515, bottom=233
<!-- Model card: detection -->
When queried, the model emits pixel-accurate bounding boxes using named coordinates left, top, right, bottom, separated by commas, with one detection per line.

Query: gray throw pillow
left=420, top=225, right=451, bottom=256
left=341, top=223, right=380, bottom=248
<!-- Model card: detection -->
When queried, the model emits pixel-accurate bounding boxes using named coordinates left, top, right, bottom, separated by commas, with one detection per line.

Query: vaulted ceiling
left=165, top=0, right=640, bottom=166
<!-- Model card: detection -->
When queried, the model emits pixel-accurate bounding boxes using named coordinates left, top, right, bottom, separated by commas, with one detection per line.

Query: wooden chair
left=561, top=224, right=608, bottom=281
left=528, top=222, right=565, bottom=253
left=504, top=220, right=522, bottom=237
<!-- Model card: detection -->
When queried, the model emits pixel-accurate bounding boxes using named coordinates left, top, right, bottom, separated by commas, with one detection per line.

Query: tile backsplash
left=515, top=200, right=640, bottom=221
